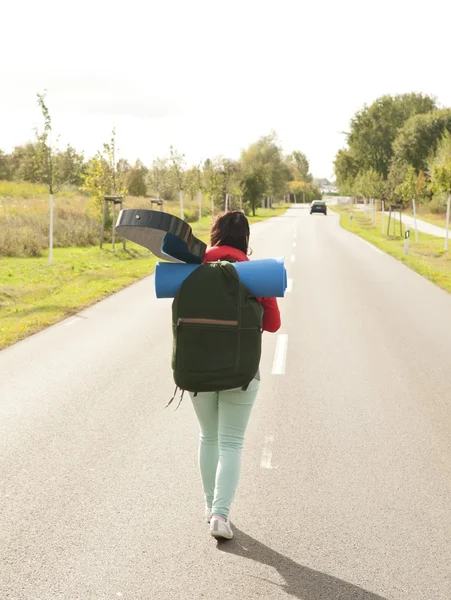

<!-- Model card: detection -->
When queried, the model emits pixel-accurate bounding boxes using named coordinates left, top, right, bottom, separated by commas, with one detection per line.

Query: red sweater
left=203, top=245, right=281, bottom=333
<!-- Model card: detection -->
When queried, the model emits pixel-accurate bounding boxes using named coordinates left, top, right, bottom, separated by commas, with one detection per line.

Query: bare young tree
left=169, top=146, right=186, bottom=219
left=148, top=157, right=172, bottom=204
left=33, top=92, right=66, bottom=265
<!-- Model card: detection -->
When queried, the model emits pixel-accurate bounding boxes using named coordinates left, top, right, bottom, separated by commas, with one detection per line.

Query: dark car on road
left=310, top=200, right=327, bottom=215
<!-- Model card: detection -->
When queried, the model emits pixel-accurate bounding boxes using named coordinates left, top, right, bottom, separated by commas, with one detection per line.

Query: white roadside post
left=381, top=200, right=385, bottom=234
left=179, top=189, right=184, bottom=219
left=412, top=197, right=419, bottom=243
left=445, top=193, right=451, bottom=252
left=49, top=193, right=53, bottom=265
left=404, top=226, right=410, bottom=255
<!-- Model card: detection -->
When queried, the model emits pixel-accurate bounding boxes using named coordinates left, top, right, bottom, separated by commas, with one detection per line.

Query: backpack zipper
left=177, top=318, right=238, bottom=326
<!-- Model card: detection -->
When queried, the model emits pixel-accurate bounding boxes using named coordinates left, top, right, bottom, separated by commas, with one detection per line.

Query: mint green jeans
left=189, top=378, right=259, bottom=518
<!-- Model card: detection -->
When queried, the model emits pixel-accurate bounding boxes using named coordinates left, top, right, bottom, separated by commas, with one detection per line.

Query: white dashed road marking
left=286, top=279, right=293, bottom=293
left=260, top=435, right=276, bottom=469
left=290, top=254, right=295, bottom=263
left=272, top=334, right=288, bottom=375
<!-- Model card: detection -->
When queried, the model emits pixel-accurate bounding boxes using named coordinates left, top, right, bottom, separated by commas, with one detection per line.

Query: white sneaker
left=204, top=506, right=212, bottom=523
left=210, top=515, right=233, bottom=540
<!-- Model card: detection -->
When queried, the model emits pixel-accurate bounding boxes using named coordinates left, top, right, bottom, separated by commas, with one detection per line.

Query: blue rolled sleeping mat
left=155, top=257, right=287, bottom=298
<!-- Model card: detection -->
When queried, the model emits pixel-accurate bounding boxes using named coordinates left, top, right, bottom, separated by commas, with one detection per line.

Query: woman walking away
left=188, top=211, right=280, bottom=540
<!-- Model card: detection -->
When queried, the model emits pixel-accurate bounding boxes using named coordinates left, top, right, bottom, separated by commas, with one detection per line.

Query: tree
left=33, top=91, right=73, bottom=264
left=289, top=180, right=321, bottom=203
left=395, top=165, right=428, bottom=207
left=82, top=128, right=127, bottom=221
left=203, top=158, right=223, bottom=216
left=169, top=146, right=186, bottom=218
left=242, top=170, right=267, bottom=216
left=8, top=143, right=41, bottom=182
left=117, top=158, right=131, bottom=176
left=185, top=164, right=202, bottom=199
left=365, top=169, right=387, bottom=200
left=334, top=148, right=359, bottom=189
left=351, top=170, right=387, bottom=202
left=336, top=93, right=436, bottom=184
left=217, top=158, right=240, bottom=210
left=185, top=164, right=204, bottom=220
left=430, top=131, right=451, bottom=195
left=429, top=131, right=451, bottom=250
left=286, top=151, right=311, bottom=183
left=54, top=145, right=85, bottom=187
left=148, top=156, right=173, bottom=202
left=392, top=109, right=451, bottom=174
left=126, top=159, right=148, bottom=196
left=0, top=150, right=12, bottom=180
left=240, top=132, right=290, bottom=205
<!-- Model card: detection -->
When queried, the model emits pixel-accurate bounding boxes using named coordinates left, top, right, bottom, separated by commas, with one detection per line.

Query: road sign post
left=404, top=227, right=410, bottom=255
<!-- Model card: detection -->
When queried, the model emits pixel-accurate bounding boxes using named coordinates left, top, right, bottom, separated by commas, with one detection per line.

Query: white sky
left=1, top=0, right=450, bottom=179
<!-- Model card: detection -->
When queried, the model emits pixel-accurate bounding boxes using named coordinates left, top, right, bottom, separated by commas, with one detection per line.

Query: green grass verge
left=0, top=207, right=285, bottom=350
left=331, top=207, right=451, bottom=294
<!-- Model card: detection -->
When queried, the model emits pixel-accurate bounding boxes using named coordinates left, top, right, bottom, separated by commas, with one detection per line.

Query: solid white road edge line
left=260, top=435, right=275, bottom=469
left=354, top=235, right=385, bottom=255
left=65, top=318, right=78, bottom=327
left=272, top=334, right=288, bottom=375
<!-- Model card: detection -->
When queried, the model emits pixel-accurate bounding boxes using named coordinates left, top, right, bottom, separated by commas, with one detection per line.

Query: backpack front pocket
left=176, top=318, right=239, bottom=373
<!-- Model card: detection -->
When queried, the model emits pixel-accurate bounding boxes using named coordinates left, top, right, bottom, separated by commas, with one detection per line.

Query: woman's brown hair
left=210, top=211, right=251, bottom=254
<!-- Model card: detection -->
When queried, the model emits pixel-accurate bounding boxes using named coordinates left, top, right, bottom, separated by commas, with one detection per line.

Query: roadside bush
left=0, top=221, right=44, bottom=257
left=0, top=208, right=101, bottom=257
left=428, top=193, right=448, bottom=214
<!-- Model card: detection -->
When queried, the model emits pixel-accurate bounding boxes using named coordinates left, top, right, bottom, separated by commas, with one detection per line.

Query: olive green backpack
left=168, top=261, right=263, bottom=405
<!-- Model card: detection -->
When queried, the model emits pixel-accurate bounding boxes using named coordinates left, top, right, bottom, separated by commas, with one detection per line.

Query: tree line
left=0, top=93, right=321, bottom=219
left=334, top=93, right=451, bottom=213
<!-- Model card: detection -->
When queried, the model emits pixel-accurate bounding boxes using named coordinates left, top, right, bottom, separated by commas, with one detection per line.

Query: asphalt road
left=1, top=207, right=451, bottom=600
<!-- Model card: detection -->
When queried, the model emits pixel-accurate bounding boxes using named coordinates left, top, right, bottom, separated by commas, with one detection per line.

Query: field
left=0, top=181, right=286, bottom=349
left=0, top=181, right=223, bottom=257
